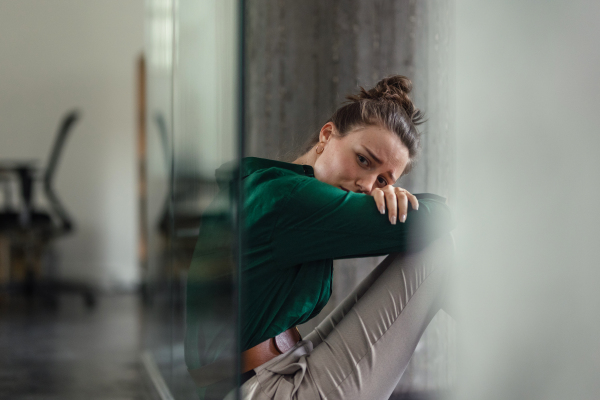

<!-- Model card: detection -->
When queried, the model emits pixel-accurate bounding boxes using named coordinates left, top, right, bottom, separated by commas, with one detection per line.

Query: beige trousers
left=235, top=234, right=455, bottom=400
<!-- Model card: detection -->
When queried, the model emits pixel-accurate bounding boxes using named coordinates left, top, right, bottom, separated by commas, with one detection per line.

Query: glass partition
left=143, top=0, right=241, bottom=398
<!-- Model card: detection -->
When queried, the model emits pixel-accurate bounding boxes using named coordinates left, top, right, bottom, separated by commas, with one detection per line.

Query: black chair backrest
left=44, top=110, right=80, bottom=186
left=42, top=110, right=80, bottom=233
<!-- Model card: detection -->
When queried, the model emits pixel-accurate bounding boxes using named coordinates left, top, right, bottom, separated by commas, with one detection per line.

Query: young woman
left=187, top=75, right=456, bottom=400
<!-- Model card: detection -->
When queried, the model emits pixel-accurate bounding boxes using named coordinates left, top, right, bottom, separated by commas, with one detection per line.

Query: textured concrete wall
left=246, top=0, right=417, bottom=159
left=245, top=0, right=455, bottom=394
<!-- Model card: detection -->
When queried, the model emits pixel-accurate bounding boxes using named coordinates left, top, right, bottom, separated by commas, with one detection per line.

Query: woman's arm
left=266, top=176, right=456, bottom=267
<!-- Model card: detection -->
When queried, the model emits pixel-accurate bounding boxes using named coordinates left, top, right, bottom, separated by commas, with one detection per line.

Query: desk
left=0, top=160, right=40, bottom=227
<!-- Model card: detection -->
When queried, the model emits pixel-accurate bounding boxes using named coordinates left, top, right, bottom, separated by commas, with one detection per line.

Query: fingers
left=406, top=191, right=419, bottom=211
left=371, top=187, right=417, bottom=224
left=395, top=187, right=409, bottom=223
left=372, top=188, right=385, bottom=215
left=384, top=188, right=398, bottom=224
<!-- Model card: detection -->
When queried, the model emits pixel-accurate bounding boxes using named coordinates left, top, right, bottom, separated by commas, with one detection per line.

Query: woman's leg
left=302, top=255, right=403, bottom=348
left=303, top=234, right=454, bottom=400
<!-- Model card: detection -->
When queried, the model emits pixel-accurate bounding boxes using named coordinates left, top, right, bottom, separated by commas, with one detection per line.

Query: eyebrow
left=363, top=146, right=397, bottom=183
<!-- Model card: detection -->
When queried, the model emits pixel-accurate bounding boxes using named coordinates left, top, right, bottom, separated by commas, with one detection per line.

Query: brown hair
left=302, top=75, right=424, bottom=175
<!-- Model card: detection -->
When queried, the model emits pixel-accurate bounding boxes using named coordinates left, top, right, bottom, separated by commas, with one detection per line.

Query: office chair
left=1, top=110, right=95, bottom=308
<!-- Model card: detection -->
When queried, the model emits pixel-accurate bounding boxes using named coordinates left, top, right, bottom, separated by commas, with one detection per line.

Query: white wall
left=0, top=0, right=144, bottom=289
left=455, top=1, right=600, bottom=399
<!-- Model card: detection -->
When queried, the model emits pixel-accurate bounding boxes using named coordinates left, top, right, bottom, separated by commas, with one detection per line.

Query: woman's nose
left=356, top=175, right=377, bottom=195
left=356, top=184, right=369, bottom=195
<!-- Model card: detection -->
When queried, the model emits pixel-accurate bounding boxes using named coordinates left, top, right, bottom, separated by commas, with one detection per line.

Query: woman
left=187, top=75, right=456, bottom=400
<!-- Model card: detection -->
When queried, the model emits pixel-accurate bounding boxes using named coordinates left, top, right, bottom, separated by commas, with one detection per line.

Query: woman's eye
left=357, top=154, right=369, bottom=166
left=377, top=177, right=388, bottom=186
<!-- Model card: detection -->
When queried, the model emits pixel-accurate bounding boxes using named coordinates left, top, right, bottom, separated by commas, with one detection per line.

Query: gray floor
left=0, top=293, right=156, bottom=400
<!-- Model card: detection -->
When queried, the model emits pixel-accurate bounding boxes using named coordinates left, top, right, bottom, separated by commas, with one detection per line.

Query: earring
left=315, top=143, right=324, bottom=154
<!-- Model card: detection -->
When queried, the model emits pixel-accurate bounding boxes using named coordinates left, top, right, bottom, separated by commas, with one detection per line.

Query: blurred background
left=1, top=1, right=599, bottom=400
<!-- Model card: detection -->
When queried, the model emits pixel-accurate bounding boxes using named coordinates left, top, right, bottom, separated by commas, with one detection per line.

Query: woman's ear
left=319, top=122, right=336, bottom=144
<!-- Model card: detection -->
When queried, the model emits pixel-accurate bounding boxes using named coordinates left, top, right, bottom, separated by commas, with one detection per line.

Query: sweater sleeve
left=270, top=176, right=456, bottom=267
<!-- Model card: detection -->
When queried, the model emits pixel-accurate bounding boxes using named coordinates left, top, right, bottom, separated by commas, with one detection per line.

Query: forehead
left=346, top=126, right=409, bottom=175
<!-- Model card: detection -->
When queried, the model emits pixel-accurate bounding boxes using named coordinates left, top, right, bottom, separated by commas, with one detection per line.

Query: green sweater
left=186, top=157, right=455, bottom=369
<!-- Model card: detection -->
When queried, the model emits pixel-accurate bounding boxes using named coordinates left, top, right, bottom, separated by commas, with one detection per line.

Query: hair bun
left=348, top=75, right=424, bottom=126
left=375, top=75, right=413, bottom=97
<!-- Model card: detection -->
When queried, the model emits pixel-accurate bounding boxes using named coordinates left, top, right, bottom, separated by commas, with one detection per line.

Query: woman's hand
left=371, top=186, right=419, bottom=224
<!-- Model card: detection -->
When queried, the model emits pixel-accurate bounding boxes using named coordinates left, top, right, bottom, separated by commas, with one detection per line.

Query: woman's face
left=313, top=123, right=410, bottom=194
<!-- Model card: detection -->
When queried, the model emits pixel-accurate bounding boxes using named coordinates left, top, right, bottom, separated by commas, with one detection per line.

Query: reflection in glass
left=144, top=0, right=240, bottom=399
